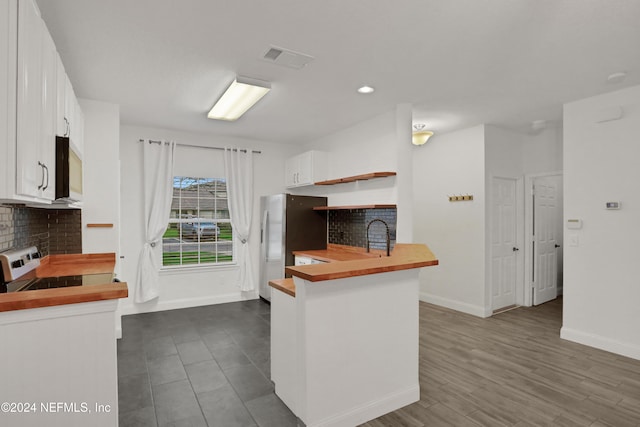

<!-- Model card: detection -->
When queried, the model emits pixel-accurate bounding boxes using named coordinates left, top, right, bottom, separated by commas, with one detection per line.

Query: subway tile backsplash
left=328, top=208, right=397, bottom=251
left=0, top=205, right=81, bottom=256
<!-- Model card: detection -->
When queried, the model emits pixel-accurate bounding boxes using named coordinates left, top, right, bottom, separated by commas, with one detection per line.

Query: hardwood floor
left=362, top=298, right=640, bottom=427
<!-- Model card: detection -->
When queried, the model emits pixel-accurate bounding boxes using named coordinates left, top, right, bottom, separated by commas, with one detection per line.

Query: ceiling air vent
left=261, top=46, right=314, bottom=69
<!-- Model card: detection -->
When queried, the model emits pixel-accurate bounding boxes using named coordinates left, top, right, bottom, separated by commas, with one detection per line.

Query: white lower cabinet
left=294, top=255, right=313, bottom=266
left=294, top=255, right=325, bottom=266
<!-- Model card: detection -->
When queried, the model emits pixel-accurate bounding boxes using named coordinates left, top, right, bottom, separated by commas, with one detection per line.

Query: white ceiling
left=36, top=0, right=640, bottom=144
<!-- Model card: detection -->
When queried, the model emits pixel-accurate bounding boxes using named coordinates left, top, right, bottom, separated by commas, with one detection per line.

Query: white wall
left=523, top=125, right=563, bottom=175
left=484, top=125, right=525, bottom=309
left=413, top=125, right=488, bottom=316
left=79, top=99, right=120, bottom=268
left=297, top=109, right=398, bottom=204
left=562, top=84, right=640, bottom=360
left=485, top=125, right=524, bottom=177
left=294, top=106, right=413, bottom=239
left=413, top=121, right=564, bottom=318
left=118, top=125, right=295, bottom=316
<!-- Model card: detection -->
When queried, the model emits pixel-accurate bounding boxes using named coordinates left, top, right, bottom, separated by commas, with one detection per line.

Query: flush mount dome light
left=412, top=124, right=433, bottom=146
left=208, top=76, right=271, bottom=121
left=607, top=72, right=627, bottom=84
left=357, top=85, right=375, bottom=94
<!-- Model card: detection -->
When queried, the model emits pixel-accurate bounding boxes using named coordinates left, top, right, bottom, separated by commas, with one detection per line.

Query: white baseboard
left=420, top=292, right=491, bottom=318
left=118, top=291, right=259, bottom=317
left=308, top=384, right=419, bottom=427
left=560, top=327, right=640, bottom=361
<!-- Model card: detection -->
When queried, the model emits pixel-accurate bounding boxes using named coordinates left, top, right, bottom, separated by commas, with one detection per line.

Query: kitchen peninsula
left=270, top=243, right=437, bottom=427
left=0, top=252, right=126, bottom=427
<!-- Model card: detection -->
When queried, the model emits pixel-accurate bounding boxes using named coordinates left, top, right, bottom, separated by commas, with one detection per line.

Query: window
left=162, top=176, right=233, bottom=267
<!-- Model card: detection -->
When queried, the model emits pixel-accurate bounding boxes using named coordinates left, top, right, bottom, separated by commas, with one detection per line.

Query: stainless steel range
left=0, top=246, right=114, bottom=293
left=0, top=246, right=42, bottom=292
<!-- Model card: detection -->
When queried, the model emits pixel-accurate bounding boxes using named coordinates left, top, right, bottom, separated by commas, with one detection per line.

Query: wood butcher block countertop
left=286, top=243, right=438, bottom=282
left=293, top=244, right=384, bottom=263
left=0, top=253, right=128, bottom=312
left=269, top=278, right=296, bottom=297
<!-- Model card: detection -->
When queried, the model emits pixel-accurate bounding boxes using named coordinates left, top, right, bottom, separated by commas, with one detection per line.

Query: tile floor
left=117, top=299, right=298, bottom=427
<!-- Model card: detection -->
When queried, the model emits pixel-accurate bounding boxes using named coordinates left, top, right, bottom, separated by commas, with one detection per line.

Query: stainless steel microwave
left=55, top=136, right=83, bottom=202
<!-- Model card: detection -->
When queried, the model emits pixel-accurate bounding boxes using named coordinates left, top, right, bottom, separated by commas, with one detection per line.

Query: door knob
left=555, top=244, right=560, bottom=248
left=512, top=247, right=519, bottom=252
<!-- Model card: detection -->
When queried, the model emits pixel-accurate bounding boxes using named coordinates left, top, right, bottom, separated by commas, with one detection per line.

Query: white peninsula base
left=0, top=300, right=119, bottom=427
left=271, top=269, right=420, bottom=427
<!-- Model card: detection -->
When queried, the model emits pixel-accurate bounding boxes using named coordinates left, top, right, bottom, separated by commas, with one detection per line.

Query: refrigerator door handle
left=261, top=210, right=269, bottom=262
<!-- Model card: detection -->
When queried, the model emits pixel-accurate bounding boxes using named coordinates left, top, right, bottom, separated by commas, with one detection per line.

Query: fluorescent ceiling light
left=208, top=76, right=271, bottom=121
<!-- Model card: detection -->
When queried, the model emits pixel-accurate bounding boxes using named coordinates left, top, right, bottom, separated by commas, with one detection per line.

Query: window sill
left=160, top=263, right=238, bottom=275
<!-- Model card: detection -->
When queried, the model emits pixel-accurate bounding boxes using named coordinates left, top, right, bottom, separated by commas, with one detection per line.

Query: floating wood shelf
left=313, top=204, right=396, bottom=211
left=86, top=223, right=114, bottom=228
left=314, top=171, right=396, bottom=186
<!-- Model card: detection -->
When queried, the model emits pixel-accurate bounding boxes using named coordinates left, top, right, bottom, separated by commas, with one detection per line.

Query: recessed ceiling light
left=531, top=120, right=547, bottom=131
left=357, top=85, right=375, bottom=94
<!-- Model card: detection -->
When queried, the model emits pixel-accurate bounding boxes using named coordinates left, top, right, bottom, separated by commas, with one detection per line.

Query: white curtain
left=135, top=140, right=176, bottom=303
left=224, top=147, right=255, bottom=291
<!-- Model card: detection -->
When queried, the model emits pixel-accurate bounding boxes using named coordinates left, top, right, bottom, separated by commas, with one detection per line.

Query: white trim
left=524, top=171, right=563, bottom=307
left=160, top=262, right=239, bottom=275
left=118, top=290, right=259, bottom=316
left=420, top=292, right=491, bottom=318
left=307, top=384, right=419, bottom=427
left=560, top=327, right=640, bottom=361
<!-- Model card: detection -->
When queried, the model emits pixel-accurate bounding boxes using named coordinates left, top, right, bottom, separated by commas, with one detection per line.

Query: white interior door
left=533, top=175, right=563, bottom=305
left=491, top=177, right=519, bottom=311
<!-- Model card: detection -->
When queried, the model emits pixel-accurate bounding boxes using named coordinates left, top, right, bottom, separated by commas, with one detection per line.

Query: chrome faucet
left=366, top=219, right=390, bottom=256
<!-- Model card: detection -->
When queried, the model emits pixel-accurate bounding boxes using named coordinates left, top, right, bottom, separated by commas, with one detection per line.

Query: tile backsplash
left=0, top=205, right=82, bottom=256
left=328, top=208, right=397, bottom=251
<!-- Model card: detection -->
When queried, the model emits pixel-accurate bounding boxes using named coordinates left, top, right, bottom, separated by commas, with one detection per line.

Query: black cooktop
left=0, top=273, right=114, bottom=293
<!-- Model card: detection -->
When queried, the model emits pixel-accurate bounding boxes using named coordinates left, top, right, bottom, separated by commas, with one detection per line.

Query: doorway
left=525, top=173, right=563, bottom=306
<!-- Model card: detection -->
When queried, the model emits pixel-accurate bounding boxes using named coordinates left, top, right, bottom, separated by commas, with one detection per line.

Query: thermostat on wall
left=567, top=219, right=583, bottom=230
left=605, top=201, right=621, bottom=210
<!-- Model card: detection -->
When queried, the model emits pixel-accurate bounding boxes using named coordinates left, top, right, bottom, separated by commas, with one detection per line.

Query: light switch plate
left=569, top=235, right=579, bottom=247
left=567, top=219, right=582, bottom=229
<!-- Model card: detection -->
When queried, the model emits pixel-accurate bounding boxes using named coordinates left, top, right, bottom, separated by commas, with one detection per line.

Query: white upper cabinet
left=0, top=0, right=17, bottom=201
left=15, top=0, right=48, bottom=200
left=1, top=0, right=82, bottom=204
left=55, top=54, right=67, bottom=137
left=39, top=22, right=57, bottom=201
left=57, top=63, right=84, bottom=154
left=70, top=95, right=84, bottom=155
left=285, top=150, right=327, bottom=188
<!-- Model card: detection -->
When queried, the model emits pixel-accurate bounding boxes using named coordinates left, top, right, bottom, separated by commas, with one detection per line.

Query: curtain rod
left=138, top=139, right=261, bottom=154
